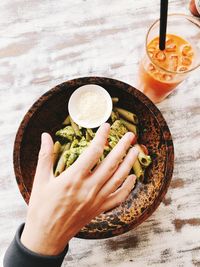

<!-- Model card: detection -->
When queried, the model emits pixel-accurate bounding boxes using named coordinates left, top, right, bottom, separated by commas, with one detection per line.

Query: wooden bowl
left=13, top=77, right=174, bottom=239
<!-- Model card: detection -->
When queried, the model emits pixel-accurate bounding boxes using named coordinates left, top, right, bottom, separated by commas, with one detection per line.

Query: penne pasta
left=54, top=143, right=70, bottom=177
left=134, top=144, right=151, bottom=167
left=112, top=97, right=119, bottom=104
left=53, top=141, right=62, bottom=167
left=138, top=153, right=152, bottom=167
left=115, top=107, right=138, bottom=125
left=53, top=96, right=151, bottom=182
left=69, top=116, right=82, bottom=137
left=62, top=115, right=70, bottom=125
left=132, top=158, right=144, bottom=182
left=120, top=119, right=137, bottom=135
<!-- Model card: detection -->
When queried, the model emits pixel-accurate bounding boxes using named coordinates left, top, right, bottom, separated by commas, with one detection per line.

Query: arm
left=3, top=224, right=68, bottom=267
left=4, top=123, right=138, bottom=267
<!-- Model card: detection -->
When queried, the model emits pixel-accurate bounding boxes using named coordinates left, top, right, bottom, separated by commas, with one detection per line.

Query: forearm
left=3, top=224, right=68, bottom=267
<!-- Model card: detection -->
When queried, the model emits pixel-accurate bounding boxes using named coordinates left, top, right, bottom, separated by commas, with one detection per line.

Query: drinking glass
left=138, top=14, right=200, bottom=103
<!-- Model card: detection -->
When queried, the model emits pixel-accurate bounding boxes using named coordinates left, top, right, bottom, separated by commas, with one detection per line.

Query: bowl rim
left=13, top=76, right=174, bottom=239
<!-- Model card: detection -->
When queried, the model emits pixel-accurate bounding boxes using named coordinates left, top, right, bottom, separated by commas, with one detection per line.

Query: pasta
left=55, top=143, right=70, bottom=177
left=53, top=98, right=152, bottom=182
left=132, top=158, right=144, bottom=182
left=111, top=97, right=119, bottom=104
left=114, top=107, right=138, bottom=125
left=134, top=144, right=152, bottom=168
left=120, top=118, right=137, bottom=135
left=53, top=141, right=62, bottom=165
left=62, top=115, right=70, bottom=125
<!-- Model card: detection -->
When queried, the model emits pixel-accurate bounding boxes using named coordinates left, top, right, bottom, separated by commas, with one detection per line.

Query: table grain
left=0, top=0, right=200, bottom=266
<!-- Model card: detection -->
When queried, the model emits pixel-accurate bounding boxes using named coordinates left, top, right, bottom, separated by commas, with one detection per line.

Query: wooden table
left=0, top=0, right=200, bottom=266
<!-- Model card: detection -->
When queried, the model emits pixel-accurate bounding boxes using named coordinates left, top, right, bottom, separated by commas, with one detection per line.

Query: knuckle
left=76, top=191, right=87, bottom=204
left=107, top=161, right=118, bottom=173
left=39, top=150, right=49, bottom=160
left=62, top=178, right=71, bottom=188
left=97, top=191, right=104, bottom=202
left=68, top=167, right=83, bottom=180
left=92, top=146, right=103, bottom=156
left=114, top=153, right=122, bottom=162
left=59, top=177, right=72, bottom=190
left=80, top=165, right=90, bottom=177
left=76, top=173, right=84, bottom=181
left=62, top=171, right=83, bottom=190
left=73, top=178, right=84, bottom=190
left=84, top=194, right=93, bottom=205
left=114, top=178, right=122, bottom=189
left=82, top=190, right=95, bottom=206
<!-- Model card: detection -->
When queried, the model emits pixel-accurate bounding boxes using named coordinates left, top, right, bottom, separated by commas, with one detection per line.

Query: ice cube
left=166, top=38, right=174, bottom=45
left=187, top=51, right=193, bottom=57
left=153, top=40, right=159, bottom=49
left=182, top=57, right=192, bottom=66
left=166, top=44, right=176, bottom=52
left=148, top=52, right=154, bottom=58
left=169, top=55, right=178, bottom=71
left=148, top=46, right=156, bottom=52
left=181, top=44, right=193, bottom=57
left=165, top=38, right=176, bottom=52
left=163, top=74, right=173, bottom=81
left=182, top=45, right=190, bottom=54
left=148, top=63, right=156, bottom=72
left=177, top=66, right=188, bottom=72
left=155, top=51, right=166, bottom=61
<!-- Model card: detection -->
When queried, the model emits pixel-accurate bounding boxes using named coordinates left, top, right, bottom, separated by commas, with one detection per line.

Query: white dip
left=77, top=90, right=107, bottom=123
left=68, top=84, right=112, bottom=128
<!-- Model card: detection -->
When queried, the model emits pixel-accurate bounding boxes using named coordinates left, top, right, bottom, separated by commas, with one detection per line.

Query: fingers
left=96, top=147, right=138, bottom=198
left=99, top=174, right=137, bottom=212
left=65, top=123, right=110, bottom=177
left=92, top=132, right=135, bottom=190
left=35, top=133, right=54, bottom=182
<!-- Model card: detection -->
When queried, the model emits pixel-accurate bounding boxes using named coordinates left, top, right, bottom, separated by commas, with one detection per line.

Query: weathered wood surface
left=0, top=0, right=199, bottom=266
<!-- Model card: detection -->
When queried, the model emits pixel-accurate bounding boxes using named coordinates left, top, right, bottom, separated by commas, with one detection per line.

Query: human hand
left=21, top=123, right=138, bottom=256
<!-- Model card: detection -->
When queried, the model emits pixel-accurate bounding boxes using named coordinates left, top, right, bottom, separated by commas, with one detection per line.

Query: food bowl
left=13, top=77, right=174, bottom=239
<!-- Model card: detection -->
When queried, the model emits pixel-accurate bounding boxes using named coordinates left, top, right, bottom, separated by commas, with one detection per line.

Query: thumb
left=35, top=133, right=54, bottom=180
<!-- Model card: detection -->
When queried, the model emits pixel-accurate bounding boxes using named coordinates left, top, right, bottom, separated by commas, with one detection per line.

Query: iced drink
left=138, top=14, right=200, bottom=103
left=139, top=34, right=194, bottom=103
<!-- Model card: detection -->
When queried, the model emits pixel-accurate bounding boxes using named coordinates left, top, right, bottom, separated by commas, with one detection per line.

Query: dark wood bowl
left=13, top=77, right=174, bottom=239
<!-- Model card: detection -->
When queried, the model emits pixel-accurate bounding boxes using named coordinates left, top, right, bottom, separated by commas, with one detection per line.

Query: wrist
left=21, top=221, right=69, bottom=256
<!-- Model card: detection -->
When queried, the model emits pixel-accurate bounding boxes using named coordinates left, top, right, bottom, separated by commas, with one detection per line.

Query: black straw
left=159, top=0, right=168, bottom=50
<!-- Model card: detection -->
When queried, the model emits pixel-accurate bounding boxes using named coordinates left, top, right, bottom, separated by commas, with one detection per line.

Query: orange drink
left=139, top=15, right=200, bottom=103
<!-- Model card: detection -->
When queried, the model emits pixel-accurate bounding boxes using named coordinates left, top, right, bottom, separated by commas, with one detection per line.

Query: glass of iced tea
left=139, top=14, right=200, bottom=103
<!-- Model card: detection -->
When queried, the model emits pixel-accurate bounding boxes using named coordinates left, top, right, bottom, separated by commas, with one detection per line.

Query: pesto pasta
left=53, top=98, right=152, bottom=182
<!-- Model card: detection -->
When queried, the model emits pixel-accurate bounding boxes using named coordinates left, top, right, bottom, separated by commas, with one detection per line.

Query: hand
left=21, top=123, right=138, bottom=256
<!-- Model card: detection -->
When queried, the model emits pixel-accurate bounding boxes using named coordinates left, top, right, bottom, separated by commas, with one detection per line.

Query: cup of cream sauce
left=68, top=84, right=113, bottom=128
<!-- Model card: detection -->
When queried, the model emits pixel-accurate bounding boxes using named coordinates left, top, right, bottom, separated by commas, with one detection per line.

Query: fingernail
left=131, top=147, right=139, bottom=155
left=41, top=132, right=48, bottom=144
left=127, top=132, right=134, bottom=140
left=104, top=122, right=110, bottom=128
left=101, top=122, right=110, bottom=131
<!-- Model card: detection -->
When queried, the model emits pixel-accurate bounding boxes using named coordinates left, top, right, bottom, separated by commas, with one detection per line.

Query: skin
left=21, top=123, right=138, bottom=256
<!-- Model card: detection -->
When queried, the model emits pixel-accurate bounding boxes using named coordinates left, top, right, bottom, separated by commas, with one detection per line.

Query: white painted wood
left=0, top=0, right=199, bottom=266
